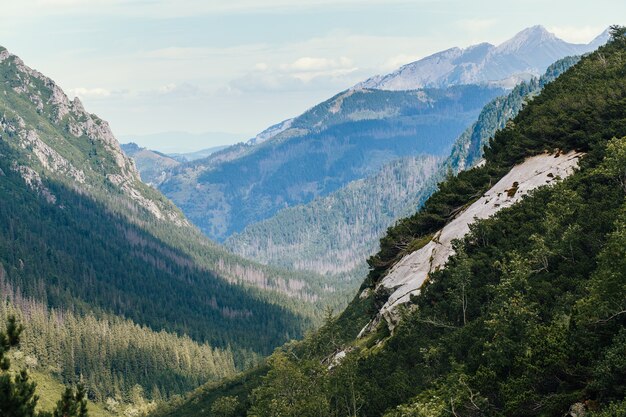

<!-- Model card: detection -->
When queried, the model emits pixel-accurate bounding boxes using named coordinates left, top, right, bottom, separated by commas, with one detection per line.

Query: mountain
left=156, top=28, right=626, bottom=417
left=224, top=56, right=581, bottom=278
left=120, top=142, right=181, bottom=185
left=120, top=142, right=230, bottom=185
left=168, top=145, right=229, bottom=162
left=0, top=44, right=347, bottom=412
left=225, top=155, right=440, bottom=275
left=160, top=85, right=505, bottom=242
left=118, top=131, right=243, bottom=153
left=357, top=25, right=609, bottom=90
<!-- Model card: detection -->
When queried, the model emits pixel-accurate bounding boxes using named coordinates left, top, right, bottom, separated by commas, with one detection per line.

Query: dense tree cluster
left=0, top=317, right=88, bottom=417
left=0, top=288, right=238, bottom=403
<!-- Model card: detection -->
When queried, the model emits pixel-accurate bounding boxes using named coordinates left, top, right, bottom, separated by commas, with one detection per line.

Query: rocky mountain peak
left=495, top=25, right=559, bottom=54
left=354, top=25, right=608, bottom=91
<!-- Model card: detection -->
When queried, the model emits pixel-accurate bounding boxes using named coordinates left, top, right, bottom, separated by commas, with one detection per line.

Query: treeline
left=0, top=277, right=240, bottom=403
left=447, top=54, right=581, bottom=173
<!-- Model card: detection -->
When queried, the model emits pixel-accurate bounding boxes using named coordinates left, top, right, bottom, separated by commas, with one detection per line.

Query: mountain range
left=357, top=25, right=609, bottom=90
left=1, top=23, right=621, bottom=417
left=126, top=26, right=608, bottom=280
left=224, top=55, right=582, bottom=278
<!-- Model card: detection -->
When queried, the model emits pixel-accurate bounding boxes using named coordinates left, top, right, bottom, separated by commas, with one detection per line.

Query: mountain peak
left=496, top=25, right=559, bottom=54
left=588, top=26, right=612, bottom=49
left=353, top=25, right=607, bottom=91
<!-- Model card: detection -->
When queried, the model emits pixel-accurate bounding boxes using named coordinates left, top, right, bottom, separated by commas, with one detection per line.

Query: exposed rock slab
left=366, top=151, right=582, bottom=332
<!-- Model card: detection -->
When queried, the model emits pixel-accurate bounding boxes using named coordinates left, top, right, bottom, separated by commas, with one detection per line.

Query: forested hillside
left=157, top=26, right=626, bottom=417
left=226, top=155, right=440, bottom=275
left=0, top=45, right=344, bottom=412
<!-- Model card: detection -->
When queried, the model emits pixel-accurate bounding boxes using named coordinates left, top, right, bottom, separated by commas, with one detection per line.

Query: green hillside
left=0, top=44, right=344, bottom=411
left=158, top=26, right=626, bottom=417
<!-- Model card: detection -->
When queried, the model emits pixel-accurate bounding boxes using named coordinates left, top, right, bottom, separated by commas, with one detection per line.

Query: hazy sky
left=0, top=0, right=622, bottom=147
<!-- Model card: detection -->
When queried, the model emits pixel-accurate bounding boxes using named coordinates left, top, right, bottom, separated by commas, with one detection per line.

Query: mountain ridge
left=356, top=25, right=609, bottom=91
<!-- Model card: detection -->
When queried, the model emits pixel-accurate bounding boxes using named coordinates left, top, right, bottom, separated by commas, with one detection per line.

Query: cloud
left=67, top=87, right=111, bottom=98
left=286, top=56, right=352, bottom=71
left=549, top=25, right=606, bottom=44
left=229, top=55, right=360, bottom=92
left=382, top=54, right=423, bottom=71
left=68, top=83, right=206, bottom=102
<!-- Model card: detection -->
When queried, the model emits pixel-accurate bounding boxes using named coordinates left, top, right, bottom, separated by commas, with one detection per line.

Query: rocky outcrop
left=18, top=128, right=86, bottom=183
left=360, top=151, right=583, bottom=335
left=0, top=46, right=188, bottom=226
left=11, top=162, right=56, bottom=204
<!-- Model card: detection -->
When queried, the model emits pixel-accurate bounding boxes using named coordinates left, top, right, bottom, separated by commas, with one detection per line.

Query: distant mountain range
left=357, top=25, right=609, bottom=90
left=224, top=55, right=582, bottom=277
left=159, top=84, right=504, bottom=241
left=119, top=131, right=244, bottom=153
left=143, top=25, right=607, bottom=252
left=120, top=142, right=228, bottom=185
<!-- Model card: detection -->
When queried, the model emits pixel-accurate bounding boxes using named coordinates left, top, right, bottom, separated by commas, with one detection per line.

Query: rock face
left=362, top=151, right=583, bottom=333
left=357, top=26, right=609, bottom=91
left=0, top=46, right=188, bottom=226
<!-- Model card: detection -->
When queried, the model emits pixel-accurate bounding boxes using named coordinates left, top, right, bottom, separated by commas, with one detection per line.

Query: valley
left=0, top=9, right=624, bottom=417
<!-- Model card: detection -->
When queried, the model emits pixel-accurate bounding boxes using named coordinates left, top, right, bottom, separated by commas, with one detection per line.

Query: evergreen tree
left=0, top=317, right=89, bottom=417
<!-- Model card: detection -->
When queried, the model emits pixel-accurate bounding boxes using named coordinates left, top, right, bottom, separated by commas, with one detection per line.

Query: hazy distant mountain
left=119, top=131, right=245, bottom=153
left=357, top=25, right=609, bottom=90
left=169, top=145, right=229, bottom=162
left=120, top=142, right=181, bottom=185
left=121, top=142, right=230, bottom=184
left=160, top=84, right=504, bottom=241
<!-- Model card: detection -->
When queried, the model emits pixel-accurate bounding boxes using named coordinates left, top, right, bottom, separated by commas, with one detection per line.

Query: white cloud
left=230, top=55, right=359, bottom=91
left=286, top=56, right=352, bottom=71
left=67, top=87, right=111, bottom=98
left=549, top=25, right=606, bottom=44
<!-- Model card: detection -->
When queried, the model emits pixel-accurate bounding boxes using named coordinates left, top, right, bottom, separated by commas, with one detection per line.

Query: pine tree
left=0, top=317, right=89, bottom=417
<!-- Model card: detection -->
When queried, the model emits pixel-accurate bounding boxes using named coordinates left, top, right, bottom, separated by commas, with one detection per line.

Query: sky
left=0, top=0, right=623, bottom=150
